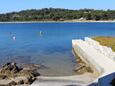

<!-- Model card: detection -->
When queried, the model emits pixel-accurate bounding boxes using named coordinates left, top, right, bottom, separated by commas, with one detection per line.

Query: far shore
left=0, top=20, right=115, bottom=23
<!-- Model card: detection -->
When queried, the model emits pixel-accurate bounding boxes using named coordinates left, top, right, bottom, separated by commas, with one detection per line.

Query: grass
left=93, top=36, right=115, bottom=52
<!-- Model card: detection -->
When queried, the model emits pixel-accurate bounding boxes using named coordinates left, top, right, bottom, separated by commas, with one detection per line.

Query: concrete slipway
left=31, top=38, right=115, bottom=86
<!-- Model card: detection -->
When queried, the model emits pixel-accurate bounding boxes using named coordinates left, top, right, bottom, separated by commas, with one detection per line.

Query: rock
left=75, top=56, right=94, bottom=74
left=85, top=66, right=93, bottom=73
left=21, top=63, right=49, bottom=70
left=0, top=62, right=40, bottom=85
left=21, top=64, right=40, bottom=70
left=17, top=80, right=24, bottom=85
left=0, top=62, right=20, bottom=74
left=0, top=62, right=21, bottom=78
left=24, top=76, right=36, bottom=84
left=74, top=63, right=85, bottom=71
left=0, top=75, right=7, bottom=79
left=16, top=80, right=24, bottom=85
left=11, top=76, right=36, bottom=85
left=74, top=62, right=93, bottom=74
left=76, top=58, right=82, bottom=63
left=11, top=62, right=20, bottom=73
left=19, top=70, right=40, bottom=78
left=17, top=67, right=40, bottom=85
left=8, top=81, right=17, bottom=86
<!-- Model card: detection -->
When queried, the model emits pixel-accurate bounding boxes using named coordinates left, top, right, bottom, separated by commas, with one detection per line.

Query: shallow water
left=0, top=22, right=115, bottom=76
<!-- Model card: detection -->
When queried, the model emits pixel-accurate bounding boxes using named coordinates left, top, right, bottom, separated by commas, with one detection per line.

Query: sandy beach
left=0, top=20, right=115, bottom=24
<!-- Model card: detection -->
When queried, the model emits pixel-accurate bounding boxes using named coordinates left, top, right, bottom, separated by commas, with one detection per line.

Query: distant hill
left=0, top=8, right=115, bottom=22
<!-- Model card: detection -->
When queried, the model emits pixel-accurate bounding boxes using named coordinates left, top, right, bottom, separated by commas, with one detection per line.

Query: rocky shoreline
left=0, top=62, right=40, bottom=86
left=74, top=55, right=93, bottom=74
left=72, top=49, right=93, bottom=74
left=0, top=49, right=95, bottom=86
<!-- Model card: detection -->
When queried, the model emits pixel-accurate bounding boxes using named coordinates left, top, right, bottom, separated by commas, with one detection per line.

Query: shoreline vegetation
left=93, top=36, right=115, bottom=52
left=0, top=8, right=115, bottom=22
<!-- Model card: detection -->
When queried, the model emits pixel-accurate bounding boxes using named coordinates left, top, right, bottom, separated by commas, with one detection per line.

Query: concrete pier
left=72, top=38, right=115, bottom=86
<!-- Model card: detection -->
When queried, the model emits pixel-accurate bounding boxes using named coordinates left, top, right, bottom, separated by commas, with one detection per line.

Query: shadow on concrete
left=98, top=72, right=115, bottom=86
left=66, top=85, right=79, bottom=86
left=89, top=72, right=115, bottom=86
left=88, top=83, right=98, bottom=86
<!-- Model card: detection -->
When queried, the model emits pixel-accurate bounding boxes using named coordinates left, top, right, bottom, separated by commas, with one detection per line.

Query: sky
left=0, top=0, right=115, bottom=13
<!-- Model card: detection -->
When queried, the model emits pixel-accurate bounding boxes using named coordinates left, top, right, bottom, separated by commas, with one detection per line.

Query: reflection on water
left=0, top=23, right=115, bottom=76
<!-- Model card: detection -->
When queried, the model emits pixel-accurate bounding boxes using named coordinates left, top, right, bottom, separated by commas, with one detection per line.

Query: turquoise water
left=0, top=22, right=115, bottom=76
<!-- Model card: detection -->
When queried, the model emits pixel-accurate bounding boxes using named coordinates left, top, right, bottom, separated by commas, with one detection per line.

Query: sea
left=0, top=22, right=115, bottom=76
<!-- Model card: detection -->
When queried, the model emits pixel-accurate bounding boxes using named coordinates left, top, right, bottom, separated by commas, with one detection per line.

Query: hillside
left=0, top=8, right=115, bottom=22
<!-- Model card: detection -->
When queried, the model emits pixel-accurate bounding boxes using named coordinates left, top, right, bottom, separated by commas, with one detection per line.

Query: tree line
left=0, top=8, right=115, bottom=22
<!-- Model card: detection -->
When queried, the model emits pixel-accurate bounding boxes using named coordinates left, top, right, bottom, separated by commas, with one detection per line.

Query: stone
left=16, top=80, right=24, bottom=85
left=0, top=75, right=7, bottom=79
left=19, top=69, right=40, bottom=77
left=8, top=81, right=17, bottom=86
left=0, top=62, right=40, bottom=85
left=0, top=62, right=20, bottom=74
left=74, top=63, right=85, bottom=71
left=22, top=64, right=40, bottom=70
